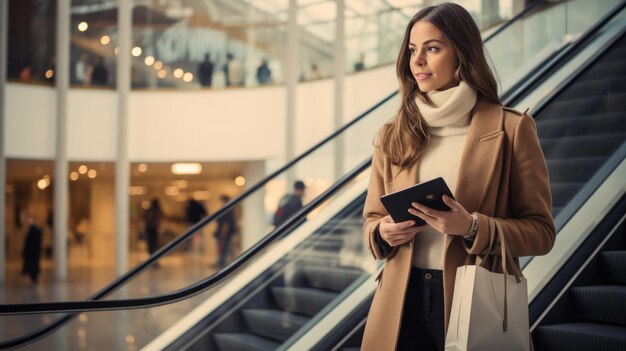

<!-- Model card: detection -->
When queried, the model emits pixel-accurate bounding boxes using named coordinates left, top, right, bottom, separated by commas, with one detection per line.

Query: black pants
left=397, top=267, right=445, bottom=351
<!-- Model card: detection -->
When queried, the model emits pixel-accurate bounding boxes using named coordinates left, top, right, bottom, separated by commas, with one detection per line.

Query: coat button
left=425, top=272, right=432, bottom=280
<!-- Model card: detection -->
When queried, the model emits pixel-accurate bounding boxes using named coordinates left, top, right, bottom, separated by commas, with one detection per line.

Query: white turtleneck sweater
left=411, top=81, right=477, bottom=270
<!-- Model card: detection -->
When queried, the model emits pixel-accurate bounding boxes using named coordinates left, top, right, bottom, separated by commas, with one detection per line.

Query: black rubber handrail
left=0, top=0, right=592, bottom=348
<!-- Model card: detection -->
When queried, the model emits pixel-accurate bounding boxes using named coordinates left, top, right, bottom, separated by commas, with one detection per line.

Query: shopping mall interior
left=1, top=0, right=626, bottom=350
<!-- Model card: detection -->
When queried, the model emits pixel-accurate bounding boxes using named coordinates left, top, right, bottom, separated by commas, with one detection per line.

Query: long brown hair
left=378, top=2, right=500, bottom=170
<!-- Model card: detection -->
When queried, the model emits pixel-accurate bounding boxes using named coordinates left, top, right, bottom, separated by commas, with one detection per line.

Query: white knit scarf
left=415, top=81, right=477, bottom=136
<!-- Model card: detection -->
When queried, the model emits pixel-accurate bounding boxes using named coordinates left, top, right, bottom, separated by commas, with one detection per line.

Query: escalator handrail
left=502, top=0, right=626, bottom=105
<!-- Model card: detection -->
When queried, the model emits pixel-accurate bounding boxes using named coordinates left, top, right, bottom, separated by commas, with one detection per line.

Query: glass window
left=7, top=0, right=57, bottom=84
left=70, top=0, right=117, bottom=88
left=132, top=1, right=287, bottom=89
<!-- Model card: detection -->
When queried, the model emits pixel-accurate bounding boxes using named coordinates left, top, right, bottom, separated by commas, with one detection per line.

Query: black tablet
left=380, top=177, right=455, bottom=226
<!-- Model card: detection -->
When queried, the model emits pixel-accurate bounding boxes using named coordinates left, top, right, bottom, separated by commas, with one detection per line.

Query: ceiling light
left=192, top=190, right=211, bottom=201
left=165, top=186, right=180, bottom=196
left=37, top=179, right=50, bottom=190
left=144, top=56, right=155, bottom=66
left=70, top=172, right=79, bottom=181
left=235, top=176, right=246, bottom=186
left=87, top=169, right=97, bottom=178
left=77, top=22, right=88, bottom=32
left=100, top=35, right=111, bottom=45
left=132, top=46, right=142, bottom=57
left=138, top=163, right=148, bottom=172
left=78, top=165, right=88, bottom=174
left=173, top=68, right=184, bottom=78
left=171, top=163, right=202, bottom=175
left=183, top=72, right=193, bottom=82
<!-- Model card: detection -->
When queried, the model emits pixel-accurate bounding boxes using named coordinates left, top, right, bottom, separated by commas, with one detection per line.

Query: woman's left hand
left=408, top=195, right=473, bottom=236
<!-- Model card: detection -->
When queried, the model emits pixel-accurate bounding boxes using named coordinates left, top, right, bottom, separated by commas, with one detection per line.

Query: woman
left=361, top=3, right=556, bottom=350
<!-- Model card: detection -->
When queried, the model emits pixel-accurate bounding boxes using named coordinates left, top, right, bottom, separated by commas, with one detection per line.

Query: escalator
left=2, top=1, right=625, bottom=350
left=528, top=33, right=626, bottom=351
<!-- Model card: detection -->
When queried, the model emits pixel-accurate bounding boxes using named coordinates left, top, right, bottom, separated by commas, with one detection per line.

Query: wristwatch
left=464, top=213, right=479, bottom=241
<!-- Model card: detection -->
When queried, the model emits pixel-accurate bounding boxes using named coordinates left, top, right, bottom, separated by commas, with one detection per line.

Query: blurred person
left=144, top=198, right=163, bottom=260
left=354, top=53, right=366, bottom=71
left=75, top=53, right=91, bottom=85
left=225, top=53, right=245, bottom=86
left=185, top=199, right=208, bottom=252
left=21, top=211, right=42, bottom=287
left=256, top=58, right=272, bottom=85
left=309, top=63, right=322, bottom=80
left=19, top=65, right=32, bottom=82
left=273, top=180, right=306, bottom=227
left=91, top=57, right=108, bottom=86
left=198, top=53, right=214, bottom=87
left=213, top=195, right=237, bottom=267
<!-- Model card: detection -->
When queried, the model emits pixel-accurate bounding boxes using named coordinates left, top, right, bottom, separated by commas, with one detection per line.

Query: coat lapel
left=454, top=101, right=505, bottom=215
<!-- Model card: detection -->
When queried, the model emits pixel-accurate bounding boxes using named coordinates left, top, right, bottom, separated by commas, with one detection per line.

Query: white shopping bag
left=445, top=221, right=529, bottom=351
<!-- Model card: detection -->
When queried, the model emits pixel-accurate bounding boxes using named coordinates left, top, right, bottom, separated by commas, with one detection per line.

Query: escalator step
left=598, top=46, right=626, bottom=64
left=541, top=133, right=626, bottom=159
left=543, top=92, right=626, bottom=118
left=546, top=157, right=606, bottom=183
left=271, top=286, right=338, bottom=317
left=311, top=236, right=345, bottom=252
left=242, top=309, right=310, bottom=342
left=601, top=251, right=626, bottom=285
left=536, top=113, right=625, bottom=138
left=571, top=285, right=626, bottom=326
left=534, top=323, right=626, bottom=351
left=213, top=333, right=280, bottom=351
left=302, top=266, right=364, bottom=292
left=550, top=182, right=585, bottom=207
left=585, top=61, right=626, bottom=79
left=562, top=75, right=626, bottom=99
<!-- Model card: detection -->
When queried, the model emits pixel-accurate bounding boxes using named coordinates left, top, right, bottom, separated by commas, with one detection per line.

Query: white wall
left=128, top=86, right=286, bottom=162
left=5, top=83, right=57, bottom=159
left=5, top=64, right=398, bottom=163
left=67, top=89, right=118, bottom=160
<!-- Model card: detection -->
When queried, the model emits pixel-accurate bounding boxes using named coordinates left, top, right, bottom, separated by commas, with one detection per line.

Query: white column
left=115, top=0, right=132, bottom=276
left=54, top=0, right=70, bottom=280
left=333, top=0, right=346, bottom=180
left=285, top=0, right=298, bottom=185
left=241, top=161, right=267, bottom=250
left=0, top=0, right=8, bottom=284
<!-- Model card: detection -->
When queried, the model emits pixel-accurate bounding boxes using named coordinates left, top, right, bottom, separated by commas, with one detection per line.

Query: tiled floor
left=1, top=251, right=223, bottom=350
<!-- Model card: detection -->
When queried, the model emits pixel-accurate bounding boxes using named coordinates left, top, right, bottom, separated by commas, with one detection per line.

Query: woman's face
left=408, top=20, right=458, bottom=92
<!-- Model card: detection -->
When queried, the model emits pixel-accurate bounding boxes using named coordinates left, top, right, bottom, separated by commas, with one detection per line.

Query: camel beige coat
left=361, top=100, right=556, bottom=350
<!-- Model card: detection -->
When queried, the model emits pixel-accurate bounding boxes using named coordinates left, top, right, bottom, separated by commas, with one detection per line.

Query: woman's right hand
left=379, top=215, right=427, bottom=247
